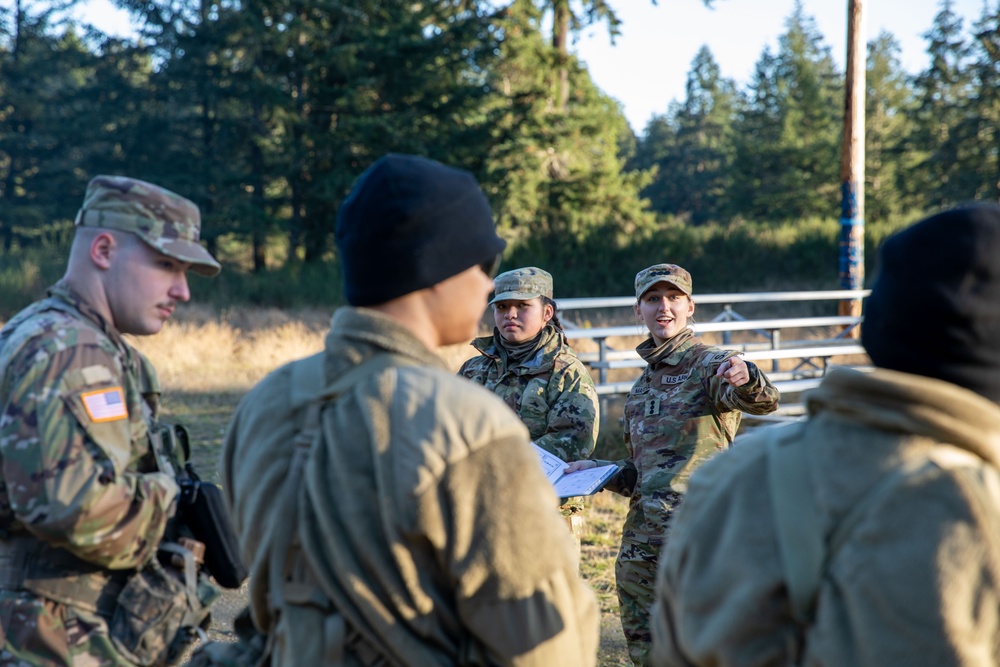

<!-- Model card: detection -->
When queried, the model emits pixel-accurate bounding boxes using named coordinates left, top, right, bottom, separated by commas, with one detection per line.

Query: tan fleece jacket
left=222, top=307, right=599, bottom=667
left=652, top=367, right=1000, bottom=667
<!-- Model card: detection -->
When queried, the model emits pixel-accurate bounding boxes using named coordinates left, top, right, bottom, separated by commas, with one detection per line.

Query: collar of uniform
left=469, top=325, right=563, bottom=374
left=636, top=328, right=696, bottom=367
left=497, top=325, right=563, bottom=376
left=47, top=280, right=128, bottom=351
left=470, top=334, right=501, bottom=360
left=808, top=366, right=1000, bottom=466
left=325, top=306, right=450, bottom=375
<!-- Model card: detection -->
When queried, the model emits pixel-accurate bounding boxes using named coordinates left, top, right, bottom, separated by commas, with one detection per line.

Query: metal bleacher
left=556, top=289, right=871, bottom=424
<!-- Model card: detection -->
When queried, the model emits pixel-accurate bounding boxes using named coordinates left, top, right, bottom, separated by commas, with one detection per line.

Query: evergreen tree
left=72, top=34, right=156, bottom=180
left=864, top=31, right=914, bottom=223
left=728, top=47, right=785, bottom=221
left=483, top=0, right=654, bottom=290
left=906, top=0, right=975, bottom=209
left=966, top=3, right=1000, bottom=203
left=110, top=0, right=505, bottom=266
left=632, top=112, right=676, bottom=214
left=273, top=0, right=503, bottom=262
left=635, top=46, right=736, bottom=224
left=0, top=2, right=103, bottom=250
left=534, top=1, right=622, bottom=110
left=133, top=0, right=278, bottom=266
left=730, top=1, right=842, bottom=222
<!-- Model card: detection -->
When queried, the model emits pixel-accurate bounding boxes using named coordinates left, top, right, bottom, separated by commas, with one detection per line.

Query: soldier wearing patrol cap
left=568, top=262, right=779, bottom=666
left=651, top=205, right=1000, bottom=667
left=459, top=267, right=600, bottom=540
left=461, top=267, right=598, bottom=464
left=0, top=175, right=221, bottom=665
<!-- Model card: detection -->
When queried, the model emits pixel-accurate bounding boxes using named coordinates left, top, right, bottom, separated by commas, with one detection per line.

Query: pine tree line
left=0, top=1, right=648, bottom=264
left=634, top=0, right=1000, bottom=227
left=0, top=0, right=997, bottom=306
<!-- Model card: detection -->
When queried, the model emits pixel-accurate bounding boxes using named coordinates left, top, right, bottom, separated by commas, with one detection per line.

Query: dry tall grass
left=128, top=305, right=517, bottom=390
left=127, top=306, right=330, bottom=391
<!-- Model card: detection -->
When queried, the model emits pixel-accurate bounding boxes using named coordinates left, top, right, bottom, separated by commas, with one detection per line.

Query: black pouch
left=155, top=423, right=247, bottom=589
left=179, top=470, right=249, bottom=589
left=109, top=560, right=193, bottom=667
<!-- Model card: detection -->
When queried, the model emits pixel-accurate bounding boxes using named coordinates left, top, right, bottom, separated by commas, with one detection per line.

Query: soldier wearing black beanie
left=862, top=203, right=1000, bottom=403
left=216, top=151, right=602, bottom=667
left=335, top=153, right=507, bottom=307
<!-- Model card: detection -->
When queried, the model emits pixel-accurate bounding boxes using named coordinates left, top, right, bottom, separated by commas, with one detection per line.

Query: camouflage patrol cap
left=490, top=267, right=553, bottom=305
left=634, top=263, right=692, bottom=299
left=74, top=175, right=221, bottom=277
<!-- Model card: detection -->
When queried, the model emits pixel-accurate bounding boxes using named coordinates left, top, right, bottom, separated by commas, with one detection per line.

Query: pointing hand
left=717, top=356, right=750, bottom=387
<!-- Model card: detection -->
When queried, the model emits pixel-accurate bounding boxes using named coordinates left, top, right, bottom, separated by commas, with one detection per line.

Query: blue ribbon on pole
left=838, top=181, right=864, bottom=290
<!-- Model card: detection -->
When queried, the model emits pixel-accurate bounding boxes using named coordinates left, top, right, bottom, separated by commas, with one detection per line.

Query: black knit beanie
left=335, top=154, right=506, bottom=306
left=862, top=203, right=1000, bottom=402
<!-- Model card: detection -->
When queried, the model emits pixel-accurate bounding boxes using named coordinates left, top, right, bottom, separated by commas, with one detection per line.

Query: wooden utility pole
left=838, top=0, right=866, bottom=336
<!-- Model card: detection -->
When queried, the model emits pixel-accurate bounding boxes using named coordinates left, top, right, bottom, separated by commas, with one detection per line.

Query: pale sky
left=35, top=0, right=994, bottom=133
left=574, top=0, right=988, bottom=132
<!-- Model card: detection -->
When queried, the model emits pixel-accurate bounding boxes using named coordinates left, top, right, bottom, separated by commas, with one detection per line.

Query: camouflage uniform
left=0, top=176, right=220, bottom=666
left=459, top=327, right=599, bottom=464
left=459, top=267, right=599, bottom=464
left=459, top=267, right=599, bottom=529
left=605, top=264, right=780, bottom=667
left=610, top=329, right=779, bottom=665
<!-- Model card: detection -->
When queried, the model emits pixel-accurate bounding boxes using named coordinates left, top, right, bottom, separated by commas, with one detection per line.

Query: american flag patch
left=81, top=387, right=128, bottom=422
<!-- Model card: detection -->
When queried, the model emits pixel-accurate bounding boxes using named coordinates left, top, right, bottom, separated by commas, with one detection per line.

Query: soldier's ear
left=542, top=301, right=554, bottom=322
left=89, top=231, right=118, bottom=271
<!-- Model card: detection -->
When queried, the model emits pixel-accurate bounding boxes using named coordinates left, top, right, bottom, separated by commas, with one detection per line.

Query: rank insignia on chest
left=81, top=387, right=128, bottom=422
left=644, top=396, right=661, bottom=417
